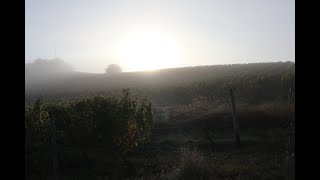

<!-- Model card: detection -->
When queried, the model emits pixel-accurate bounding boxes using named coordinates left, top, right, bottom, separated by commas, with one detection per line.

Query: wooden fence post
left=51, top=115, right=59, bottom=180
left=229, top=89, right=240, bottom=148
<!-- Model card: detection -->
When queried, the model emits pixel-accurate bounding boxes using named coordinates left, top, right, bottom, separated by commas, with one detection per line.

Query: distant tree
left=26, top=58, right=74, bottom=74
left=106, top=64, right=122, bottom=74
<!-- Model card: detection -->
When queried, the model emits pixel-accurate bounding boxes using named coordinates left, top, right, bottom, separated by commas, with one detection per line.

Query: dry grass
left=145, top=145, right=213, bottom=180
left=161, top=98, right=293, bottom=115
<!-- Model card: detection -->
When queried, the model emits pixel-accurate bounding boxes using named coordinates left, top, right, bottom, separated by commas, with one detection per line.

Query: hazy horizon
left=25, top=0, right=295, bottom=73
left=25, top=58, right=295, bottom=74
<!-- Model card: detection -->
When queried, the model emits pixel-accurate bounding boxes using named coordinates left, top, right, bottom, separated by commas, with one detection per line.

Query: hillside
left=25, top=61, right=295, bottom=179
left=25, top=62, right=294, bottom=100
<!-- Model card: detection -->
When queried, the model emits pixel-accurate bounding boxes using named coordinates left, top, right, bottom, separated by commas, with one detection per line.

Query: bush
left=25, top=89, right=154, bottom=178
left=25, top=97, right=52, bottom=178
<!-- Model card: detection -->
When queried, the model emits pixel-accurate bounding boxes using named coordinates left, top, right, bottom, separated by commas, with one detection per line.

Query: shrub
left=25, top=89, right=154, bottom=178
left=171, top=146, right=211, bottom=180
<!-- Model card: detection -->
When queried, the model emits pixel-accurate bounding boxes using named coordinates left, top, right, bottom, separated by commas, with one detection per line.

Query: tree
left=26, top=58, right=74, bottom=75
left=106, top=64, right=122, bottom=74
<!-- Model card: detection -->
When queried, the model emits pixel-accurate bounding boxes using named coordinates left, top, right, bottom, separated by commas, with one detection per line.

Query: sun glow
left=117, top=30, right=181, bottom=72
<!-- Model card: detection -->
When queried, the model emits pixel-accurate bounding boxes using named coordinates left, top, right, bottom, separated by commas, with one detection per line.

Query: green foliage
left=115, top=89, right=153, bottom=154
left=25, top=97, right=51, bottom=178
left=25, top=89, right=153, bottom=178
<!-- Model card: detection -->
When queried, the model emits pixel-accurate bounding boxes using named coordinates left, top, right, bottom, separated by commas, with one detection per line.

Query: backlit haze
left=25, top=0, right=295, bottom=73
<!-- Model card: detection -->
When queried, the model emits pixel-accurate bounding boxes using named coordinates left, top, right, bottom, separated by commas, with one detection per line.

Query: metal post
left=229, top=89, right=240, bottom=148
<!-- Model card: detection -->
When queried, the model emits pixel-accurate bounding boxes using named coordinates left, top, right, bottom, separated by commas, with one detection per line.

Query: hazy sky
left=25, top=0, right=295, bottom=73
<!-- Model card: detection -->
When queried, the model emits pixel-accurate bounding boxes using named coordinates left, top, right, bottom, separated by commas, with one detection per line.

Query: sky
left=25, top=0, right=295, bottom=73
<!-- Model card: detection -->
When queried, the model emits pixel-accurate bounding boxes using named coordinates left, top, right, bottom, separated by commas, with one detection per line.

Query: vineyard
left=25, top=62, right=295, bottom=179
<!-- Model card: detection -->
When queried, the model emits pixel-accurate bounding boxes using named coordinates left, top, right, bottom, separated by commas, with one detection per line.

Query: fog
left=25, top=59, right=294, bottom=100
left=25, top=2, right=295, bottom=179
left=25, top=0, right=295, bottom=73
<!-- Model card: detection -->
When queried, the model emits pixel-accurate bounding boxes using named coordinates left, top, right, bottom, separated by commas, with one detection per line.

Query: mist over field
left=25, top=0, right=294, bottom=179
left=25, top=59, right=294, bottom=104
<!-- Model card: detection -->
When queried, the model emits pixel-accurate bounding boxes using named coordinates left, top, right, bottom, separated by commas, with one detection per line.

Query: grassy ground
left=42, top=102, right=294, bottom=180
